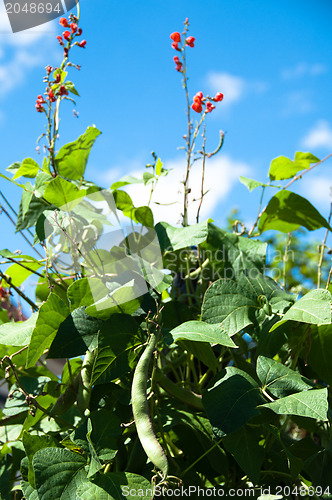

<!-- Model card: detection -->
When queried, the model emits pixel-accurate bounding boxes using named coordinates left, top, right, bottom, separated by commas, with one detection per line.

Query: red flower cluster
left=191, top=92, right=224, bottom=113
left=186, top=36, right=195, bottom=47
left=35, top=94, right=46, bottom=112
left=48, top=89, right=56, bottom=102
left=56, top=16, right=86, bottom=54
left=173, top=56, right=182, bottom=72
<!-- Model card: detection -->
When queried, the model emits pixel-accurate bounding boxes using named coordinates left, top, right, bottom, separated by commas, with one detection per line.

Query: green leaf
left=65, top=81, right=80, bottom=96
left=271, top=289, right=332, bottom=332
left=33, top=448, right=87, bottom=500
left=169, top=320, right=237, bottom=348
left=85, top=280, right=142, bottom=320
left=111, top=175, right=142, bottom=190
left=142, top=171, right=155, bottom=185
left=155, top=220, right=210, bottom=252
left=88, top=409, right=121, bottom=460
left=54, top=126, right=101, bottom=180
left=22, top=431, right=58, bottom=488
left=21, top=481, right=39, bottom=500
left=77, top=472, right=152, bottom=500
left=135, top=206, right=154, bottom=228
left=305, top=324, right=332, bottom=385
left=256, top=355, right=314, bottom=398
left=268, top=152, right=320, bottom=181
left=200, top=223, right=267, bottom=279
left=13, top=158, right=40, bottom=180
left=27, top=293, right=70, bottom=368
left=260, top=388, right=329, bottom=420
left=258, top=190, right=332, bottom=233
left=223, top=426, right=264, bottom=483
left=0, top=313, right=38, bottom=346
left=239, top=176, right=266, bottom=192
left=16, top=195, right=50, bottom=232
left=202, top=367, right=265, bottom=436
left=34, top=171, right=53, bottom=198
left=92, top=314, right=140, bottom=384
left=86, top=419, right=103, bottom=477
left=43, top=177, right=87, bottom=210
left=201, top=272, right=294, bottom=336
left=4, top=261, right=42, bottom=287
left=67, top=278, right=98, bottom=311
left=48, top=307, right=103, bottom=358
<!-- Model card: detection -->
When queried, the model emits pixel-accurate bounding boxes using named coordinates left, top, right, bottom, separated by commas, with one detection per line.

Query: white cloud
left=206, top=71, right=267, bottom=108
left=301, top=120, right=332, bottom=149
left=281, top=62, right=328, bottom=80
left=99, top=155, right=251, bottom=225
left=300, top=176, right=332, bottom=210
left=0, top=2, right=56, bottom=97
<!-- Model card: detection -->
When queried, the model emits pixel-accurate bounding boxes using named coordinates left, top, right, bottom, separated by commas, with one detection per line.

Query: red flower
left=48, top=89, right=56, bottom=102
left=56, top=35, right=64, bottom=46
left=170, top=32, right=181, bottom=43
left=46, top=65, right=53, bottom=74
left=36, top=94, right=46, bottom=104
left=192, top=101, right=202, bottom=113
left=176, top=63, right=183, bottom=72
left=214, top=92, right=224, bottom=102
left=59, top=85, right=68, bottom=96
left=171, top=41, right=180, bottom=51
left=77, top=28, right=82, bottom=36
left=59, top=17, right=69, bottom=28
left=206, top=101, right=215, bottom=113
left=78, top=40, right=87, bottom=48
left=64, top=47, right=69, bottom=57
left=63, top=30, right=71, bottom=41
left=173, top=56, right=180, bottom=63
left=186, top=36, right=195, bottom=47
left=56, top=73, right=61, bottom=83
left=70, top=23, right=77, bottom=34
left=194, top=91, right=203, bottom=101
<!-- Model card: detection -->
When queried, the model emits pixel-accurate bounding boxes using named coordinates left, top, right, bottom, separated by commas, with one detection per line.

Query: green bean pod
left=131, top=333, right=168, bottom=478
left=77, top=349, right=96, bottom=413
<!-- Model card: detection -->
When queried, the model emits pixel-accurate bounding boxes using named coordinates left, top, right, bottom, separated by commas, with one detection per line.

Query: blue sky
left=0, top=0, right=331, bottom=293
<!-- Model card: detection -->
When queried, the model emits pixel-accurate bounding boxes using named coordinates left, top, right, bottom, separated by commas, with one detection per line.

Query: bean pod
left=131, top=333, right=168, bottom=478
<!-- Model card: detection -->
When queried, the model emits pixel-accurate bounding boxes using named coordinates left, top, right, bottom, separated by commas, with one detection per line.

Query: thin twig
left=196, top=126, right=207, bottom=224
left=248, top=186, right=266, bottom=237
left=283, top=232, right=292, bottom=290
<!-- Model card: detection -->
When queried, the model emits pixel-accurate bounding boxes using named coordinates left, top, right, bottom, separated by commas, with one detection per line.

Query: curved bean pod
left=131, top=333, right=168, bottom=478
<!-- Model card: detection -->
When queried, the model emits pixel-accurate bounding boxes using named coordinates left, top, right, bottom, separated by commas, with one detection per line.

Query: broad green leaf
left=0, top=171, right=24, bottom=187
left=85, top=280, right=141, bottom=320
left=22, top=431, right=58, bottom=488
left=239, top=176, right=266, bottom=192
left=258, top=190, right=331, bottom=233
left=27, top=293, right=70, bottom=368
left=256, top=355, right=314, bottom=398
left=33, top=448, right=87, bottom=500
left=34, top=171, right=53, bottom=198
left=77, top=473, right=152, bottom=500
left=200, top=223, right=267, bottom=279
left=304, top=449, right=332, bottom=489
left=43, top=177, right=87, bottom=210
left=48, top=307, right=103, bottom=358
left=88, top=409, right=121, bottom=460
left=169, top=320, right=237, bottom=348
left=20, top=185, right=34, bottom=218
left=201, top=272, right=294, bottom=336
left=13, top=158, right=40, bottom=180
left=21, top=481, right=39, bottom=500
left=260, top=388, right=329, bottom=420
left=67, top=277, right=99, bottom=311
left=6, top=161, right=21, bottom=174
left=155, top=220, right=209, bottom=252
left=305, top=324, right=332, bottom=385
left=92, top=314, right=140, bottom=384
left=202, top=367, right=266, bottom=436
left=271, top=289, right=331, bottom=331
left=142, top=171, right=155, bottom=185
left=4, top=261, right=43, bottom=287
left=3, top=376, right=50, bottom=417
left=54, top=126, right=101, bottom=180
left=16, top=195, right=50, bottom=232
left=223, top=426, right=264, bottom=483
left=135, top=206, right=154, bottom=228
left=0, top=313, right=38, bottom=346
left=268, top=152, right=320, bottom=181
